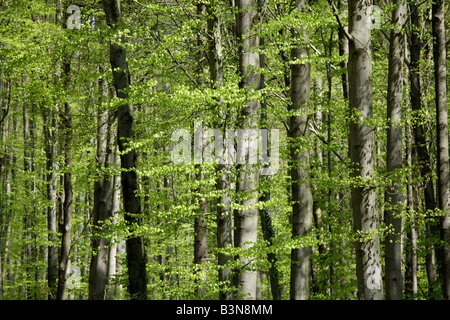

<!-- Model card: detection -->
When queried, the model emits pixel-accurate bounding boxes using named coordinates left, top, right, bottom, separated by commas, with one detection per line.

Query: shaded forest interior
left=0, top=0, right=449, bottom=300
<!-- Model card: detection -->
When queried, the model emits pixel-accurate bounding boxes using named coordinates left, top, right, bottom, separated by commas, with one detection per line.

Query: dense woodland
left=0, top=0, right=449, bottom=301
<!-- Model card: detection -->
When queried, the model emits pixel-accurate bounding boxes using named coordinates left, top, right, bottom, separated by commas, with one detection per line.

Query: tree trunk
left=22, top=102, right=34, bottom=299
left=289, top=0, right=313, bottom=301
left=384, top=0, right=406, bottom=300
left=338, top=0, right=349, bottom=104
left=206, top=0, right=234, bottom=300
left=234, top=0, right=260, bottom=300
left=0, top=78, right=12, bottom=300
left=101, top=0, right=148, bottom=300
left=259, top=25, right=282, bottom=300
left=88, top=75, right=114, bottom=300
left=45, top=2, right=61, bottom=300
left=193, top=127, right=208, bottom=297
left=348, top=0, right=383, bottom=300
left=107, top=164, right=121, bottom=300
left=43, top=104, right=58, bottom=300
left=56, top=60, right=73, bottom=300
left=432, top=0, right=450, bottom=299
left=408, top=0, right=438, bottom=296
left=193, top=3, right=208, bottom=298
left=405, top=123, right=418, bottom=299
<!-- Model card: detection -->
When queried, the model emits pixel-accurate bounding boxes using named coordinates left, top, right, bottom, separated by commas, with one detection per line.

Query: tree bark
left=193, top=127, right=208, bottom=297
left=405, top=123, right=418, bottom=299
left=88, top=75, right=114, bottom=300
left=43, top=104, right=58, bottom=300
left=45, top=2, right=61, bottom=299
left=193, top=2, right=208, bottom=298
left=289, top=0, right=313, bottom=301
left=101, top=0, right=148, bottom=300
left=107, top=168, right=121, bottom=300
left=348, top=0, right=383, bottom=300
left=408, top=0, right=438, bottom=295
left=206, top=0, right=234, bottom=300
left=259, top=22, right=282, bottom=300
left=384, top=0, right=406, bottom=300
left=432, top=0, right=450, bottom=299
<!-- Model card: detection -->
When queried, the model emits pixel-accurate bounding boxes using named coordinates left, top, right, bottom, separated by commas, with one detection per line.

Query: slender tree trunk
left=259, top=27, right=281, bottom=300
left=408, top=0, right=438, bottom=295
left=432, top=0, right=450, bottom=299
left=107, top=163, right=120, bottom=300
left=193, top=3, right=208, bottom=298
left=43, top=104, right=58, bottom=300
left=101, top=0, right=147, bottom=300
left=338, top=0, right=349, bottom=113
left=0, top=77, right=12, bottom=300
left=56, top=59, right=73, bottom=300
left=207, top=1, right=234, bottom=300
left=45, top=2, right=61, bottom=300
left=289, top=0, right=313, bottom=301
left=405, top=124, right=418, bottom=299
left=348, top=0, right=383, bottom=300
left=22, top=103, right=31, bottom=299
left=88, top=75, right=114, bottom=300
left=193, top=126, right=208, bottom=297
left=384, top=0, right=406, bottom=300
left=234, top=0, right=260, bottom=300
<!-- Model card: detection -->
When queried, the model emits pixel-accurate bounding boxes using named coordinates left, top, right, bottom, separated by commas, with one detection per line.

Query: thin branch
left=328, top=0, right=353, bottom=43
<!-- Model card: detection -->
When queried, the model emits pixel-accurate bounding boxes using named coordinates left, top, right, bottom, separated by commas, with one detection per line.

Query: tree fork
left=289, top=0, right=313, bottom=301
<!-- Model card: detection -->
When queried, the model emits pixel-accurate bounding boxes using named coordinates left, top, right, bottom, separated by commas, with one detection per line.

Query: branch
left=309, top=123, right=345, bottom=162
left=328, top=0, right=353, bottom=43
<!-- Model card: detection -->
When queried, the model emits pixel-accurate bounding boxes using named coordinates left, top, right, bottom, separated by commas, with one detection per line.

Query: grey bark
left=347, top=0, right=383, bottom=299
left=88, top=75, right=114, bottom=300
left=194, top=126, right=208, bottom=297
left=289, top=0, right=313, bottom=301
left=432, top=0, right=450, bottom=299
left=207, top=1, right=234, bottom=300
left=22, top=102, right=37, bottom=299
left=259, top=25, right=282, bottom=300
left=56, top=59, right=73, bottom=300
left=193, top=3, right=208, bottom=298
left=405, top=123, right=418, bottom=299
left=408, top=0, right=438, bottom=295
left=107, top=166, right=120, bottom=300
left=338, top=0, right=349, bottom=104
left=101, top=0, right=148, bottom=300
left=45, top=2, right=61, bottom=300
left=384, top=0, right=406, bottom=300
left=43, top=104, right=58, bottom=300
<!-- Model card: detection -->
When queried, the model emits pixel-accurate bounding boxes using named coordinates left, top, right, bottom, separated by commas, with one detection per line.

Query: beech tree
left=289, top=0, right=313, bottom=301
left=384, top=0, right=406, bottom=300
left=0, top=0, right=449, bottom=302
left=101, top=0, right=148, bottom=300
left=432, top=0, right=450, bottom=299
left=234, top=0, right=260, bottom=300
left=347, top=0, right=383, bottom=299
